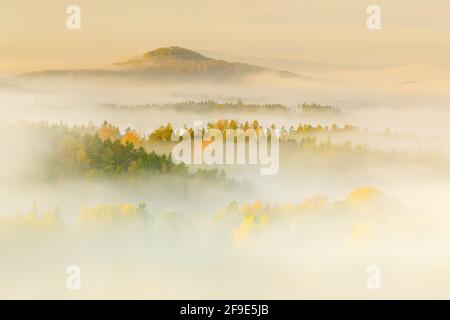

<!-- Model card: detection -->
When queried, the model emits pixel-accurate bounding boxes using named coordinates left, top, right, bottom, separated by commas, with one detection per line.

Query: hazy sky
left=2, top=0, right=450, bottom=72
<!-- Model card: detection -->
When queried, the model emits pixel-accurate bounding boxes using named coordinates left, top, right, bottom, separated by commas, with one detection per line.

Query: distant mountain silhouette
left=23, top=46, right=305, bottom=82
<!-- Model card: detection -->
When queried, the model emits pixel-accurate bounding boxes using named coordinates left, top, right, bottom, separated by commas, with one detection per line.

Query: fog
left=1, top=65, right=450, bottom=299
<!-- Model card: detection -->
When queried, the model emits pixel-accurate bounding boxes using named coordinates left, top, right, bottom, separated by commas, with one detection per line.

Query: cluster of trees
left=0, top=207, right=61, bottom=234
left=213, top=187, right=399, bottom=245
left=206, top=119, right=261, bottom=131
left=46, top=131, right=188, bottom=179
left=98, top=120, right=428, bottom=157
left=147, top=119, right=358, bottom=143
left=148, top=120, right=265, bottom=143
left=101, top=100, right=299, bottom=114
left=79, top=203, right=148, bottom=227
left=13, top=119, right=443, bottom=182
left=0, top=187, right=394, bottom=237
left=10, top=122, right=227, bottom=181
left=291, top=123, right=356, bottom=134
left=149, top=123, right=174, bottom=142
left=300, top=103, right=341, bottom=115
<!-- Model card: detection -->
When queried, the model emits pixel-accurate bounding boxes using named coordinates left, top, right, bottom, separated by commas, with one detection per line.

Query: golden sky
left=1, top=0, right=450, bottom=72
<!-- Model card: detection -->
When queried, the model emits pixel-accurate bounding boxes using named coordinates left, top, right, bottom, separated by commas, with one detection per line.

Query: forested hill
left=23, top=47, right=304, bottom=81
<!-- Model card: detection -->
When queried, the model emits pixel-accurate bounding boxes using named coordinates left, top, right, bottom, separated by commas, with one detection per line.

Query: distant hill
left=199, top=50, right=348, bottom=75
left=23, top=47, right=305, bottom=82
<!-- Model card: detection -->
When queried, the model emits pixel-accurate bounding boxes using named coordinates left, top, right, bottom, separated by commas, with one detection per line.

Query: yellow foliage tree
left=98, top=122, right=120, bottom=142
left=121, top=130, right=142, bottom=147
